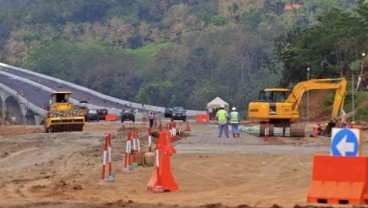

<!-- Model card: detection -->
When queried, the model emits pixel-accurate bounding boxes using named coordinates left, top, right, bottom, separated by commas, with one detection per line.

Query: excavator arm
left=285, top=78, right=347, bottom=119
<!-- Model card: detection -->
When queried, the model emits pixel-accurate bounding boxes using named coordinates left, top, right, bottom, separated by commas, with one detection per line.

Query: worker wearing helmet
left=230, top=107, right=240, bottom=138
left=216, top=104, right=229, bottom=138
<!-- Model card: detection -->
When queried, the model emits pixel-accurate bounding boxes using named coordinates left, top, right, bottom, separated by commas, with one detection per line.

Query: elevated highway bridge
left=0, top=63, right=205, bottom=125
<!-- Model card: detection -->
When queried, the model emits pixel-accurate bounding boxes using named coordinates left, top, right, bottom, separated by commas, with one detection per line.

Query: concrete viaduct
left=0, top=63, right=205, bottom=125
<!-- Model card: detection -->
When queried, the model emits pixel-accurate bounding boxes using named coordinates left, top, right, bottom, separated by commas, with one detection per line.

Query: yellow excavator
left=247, top=78, right=347, bottom=137
left=44, top=91, right=85, bottom=133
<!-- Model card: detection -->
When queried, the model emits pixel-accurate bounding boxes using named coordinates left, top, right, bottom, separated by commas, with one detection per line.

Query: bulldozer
left=247, top=78, right=347, bottom=137
left=44, top=91, right=85, bottom=133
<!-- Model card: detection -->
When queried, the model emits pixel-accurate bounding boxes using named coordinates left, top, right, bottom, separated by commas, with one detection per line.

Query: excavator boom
left=285, top=78, right=346, bottom=119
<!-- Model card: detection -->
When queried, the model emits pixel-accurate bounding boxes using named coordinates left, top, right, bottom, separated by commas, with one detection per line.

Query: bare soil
left=0, top=121, right=366, bottom=208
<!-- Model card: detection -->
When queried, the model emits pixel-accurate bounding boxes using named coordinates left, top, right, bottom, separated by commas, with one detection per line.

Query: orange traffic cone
left=147, top=131, right=178, bottom=192
left=185, top=120, right=191, bottom=132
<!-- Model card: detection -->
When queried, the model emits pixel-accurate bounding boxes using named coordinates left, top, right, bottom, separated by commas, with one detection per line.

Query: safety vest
left=217, top=109, right=227, bottom=122
left=230, top=111, right=239, bottom=124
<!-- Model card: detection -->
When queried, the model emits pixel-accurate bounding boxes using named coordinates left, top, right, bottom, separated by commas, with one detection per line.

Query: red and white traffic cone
left=136, top=131, right=141, bottom=152
left=148, top=127, right=153, bottom=152
left=101, top=134, right=114, bottom=183
left=171, top=122, right=179, bottom=142
left=106, top=134, right=114, bottom=182
left=123, top=131, right=132, bottom=172
left=131, top=130, right=140, bottom=168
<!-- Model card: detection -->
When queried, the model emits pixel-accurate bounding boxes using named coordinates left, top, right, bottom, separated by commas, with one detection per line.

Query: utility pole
left=352, top=73, right=355, bottom=122
left=307, top=67, right=310, bottom=122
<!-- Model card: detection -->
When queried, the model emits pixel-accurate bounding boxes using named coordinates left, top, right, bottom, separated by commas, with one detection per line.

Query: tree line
left=0, top=0, right=361, bottom=111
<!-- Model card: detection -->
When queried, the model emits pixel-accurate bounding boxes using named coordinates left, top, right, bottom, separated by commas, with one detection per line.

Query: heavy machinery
left=44, top=91, right=85, bottom=133
left=247, top=78, right=347, bottom=137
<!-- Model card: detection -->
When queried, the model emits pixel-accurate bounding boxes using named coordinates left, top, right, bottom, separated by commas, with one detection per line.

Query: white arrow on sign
left=336, top=135, right=355, bottom=156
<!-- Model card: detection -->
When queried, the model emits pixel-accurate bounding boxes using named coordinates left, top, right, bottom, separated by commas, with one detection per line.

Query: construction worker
left=230, top=107, right=240, bottom=138
left=216, top=104, right=229, bottom=138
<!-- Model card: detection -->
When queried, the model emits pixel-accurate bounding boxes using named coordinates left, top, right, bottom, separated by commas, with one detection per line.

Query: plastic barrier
left=147, top=131, right=178, bottom=192
left=307, top=155, right=368, bottom=205
left=195, top=114, right=210, bottom=123
left=105, top=114, right=118, bottom=121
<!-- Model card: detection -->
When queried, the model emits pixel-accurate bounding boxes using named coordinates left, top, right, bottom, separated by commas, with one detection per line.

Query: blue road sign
left=331, top=128, right=360, bottom=156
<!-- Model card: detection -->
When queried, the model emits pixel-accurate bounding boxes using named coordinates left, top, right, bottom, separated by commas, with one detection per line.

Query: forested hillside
left=0, top=0, right=362, bottom=109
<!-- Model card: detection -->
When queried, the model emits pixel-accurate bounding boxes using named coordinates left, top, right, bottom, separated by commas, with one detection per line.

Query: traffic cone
left=123, top=131, right=132, bottom=172
left=185, top=120, right=191, bottom=132
left=148, top=127, right=153, bottom=152
left=171, top=122, right=179, bottom=142
left=165, top=130, right=176, bottom=155
left=131, top=130, right=140, bottom=168
left=147, top=131, right=178, bottom=192
left=101, top=134, right=114, bottom=183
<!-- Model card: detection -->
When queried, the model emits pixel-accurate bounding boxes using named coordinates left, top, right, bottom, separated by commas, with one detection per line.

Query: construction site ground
left=0, top=121, right=367, bottom=208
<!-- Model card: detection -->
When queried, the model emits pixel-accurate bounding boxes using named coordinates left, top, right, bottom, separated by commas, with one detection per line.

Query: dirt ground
left=0, top=121, right=367, bottom=208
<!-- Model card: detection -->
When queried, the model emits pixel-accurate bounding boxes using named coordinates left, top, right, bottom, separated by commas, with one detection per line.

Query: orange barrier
left=195, top=114, right=210, bottom=123
left=147, top=131, right=178, bottom=192
left=105, top=114, right=118, bottom=121
left=307, top=155, right=368, bottom=205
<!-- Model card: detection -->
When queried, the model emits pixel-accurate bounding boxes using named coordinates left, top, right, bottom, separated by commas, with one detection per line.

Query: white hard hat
left=220, top=104, right=225, bottom=108
left=232, top=107, right=236, bottom=111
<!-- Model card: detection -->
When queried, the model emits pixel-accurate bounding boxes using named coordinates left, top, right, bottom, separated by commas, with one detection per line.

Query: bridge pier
left=0, top=90, right=43, bottom=125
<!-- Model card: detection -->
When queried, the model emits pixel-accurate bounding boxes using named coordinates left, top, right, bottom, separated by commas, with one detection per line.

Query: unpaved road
left=0, top=121, right=366, bottom=208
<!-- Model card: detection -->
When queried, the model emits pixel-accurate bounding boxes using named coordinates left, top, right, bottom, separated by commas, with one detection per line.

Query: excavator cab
left=258, top=89, right=290, bottom=102
left=249, top=88, right=296, bottom=120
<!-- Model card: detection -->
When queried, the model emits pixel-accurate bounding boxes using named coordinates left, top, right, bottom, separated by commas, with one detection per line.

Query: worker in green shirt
left=230, top=107, right=240, bottom=138
left=216, top=104, right=229, bottom=138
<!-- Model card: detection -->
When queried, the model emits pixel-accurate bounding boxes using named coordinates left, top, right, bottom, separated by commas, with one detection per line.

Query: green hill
left=0, top=0, right=363, bottom=110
